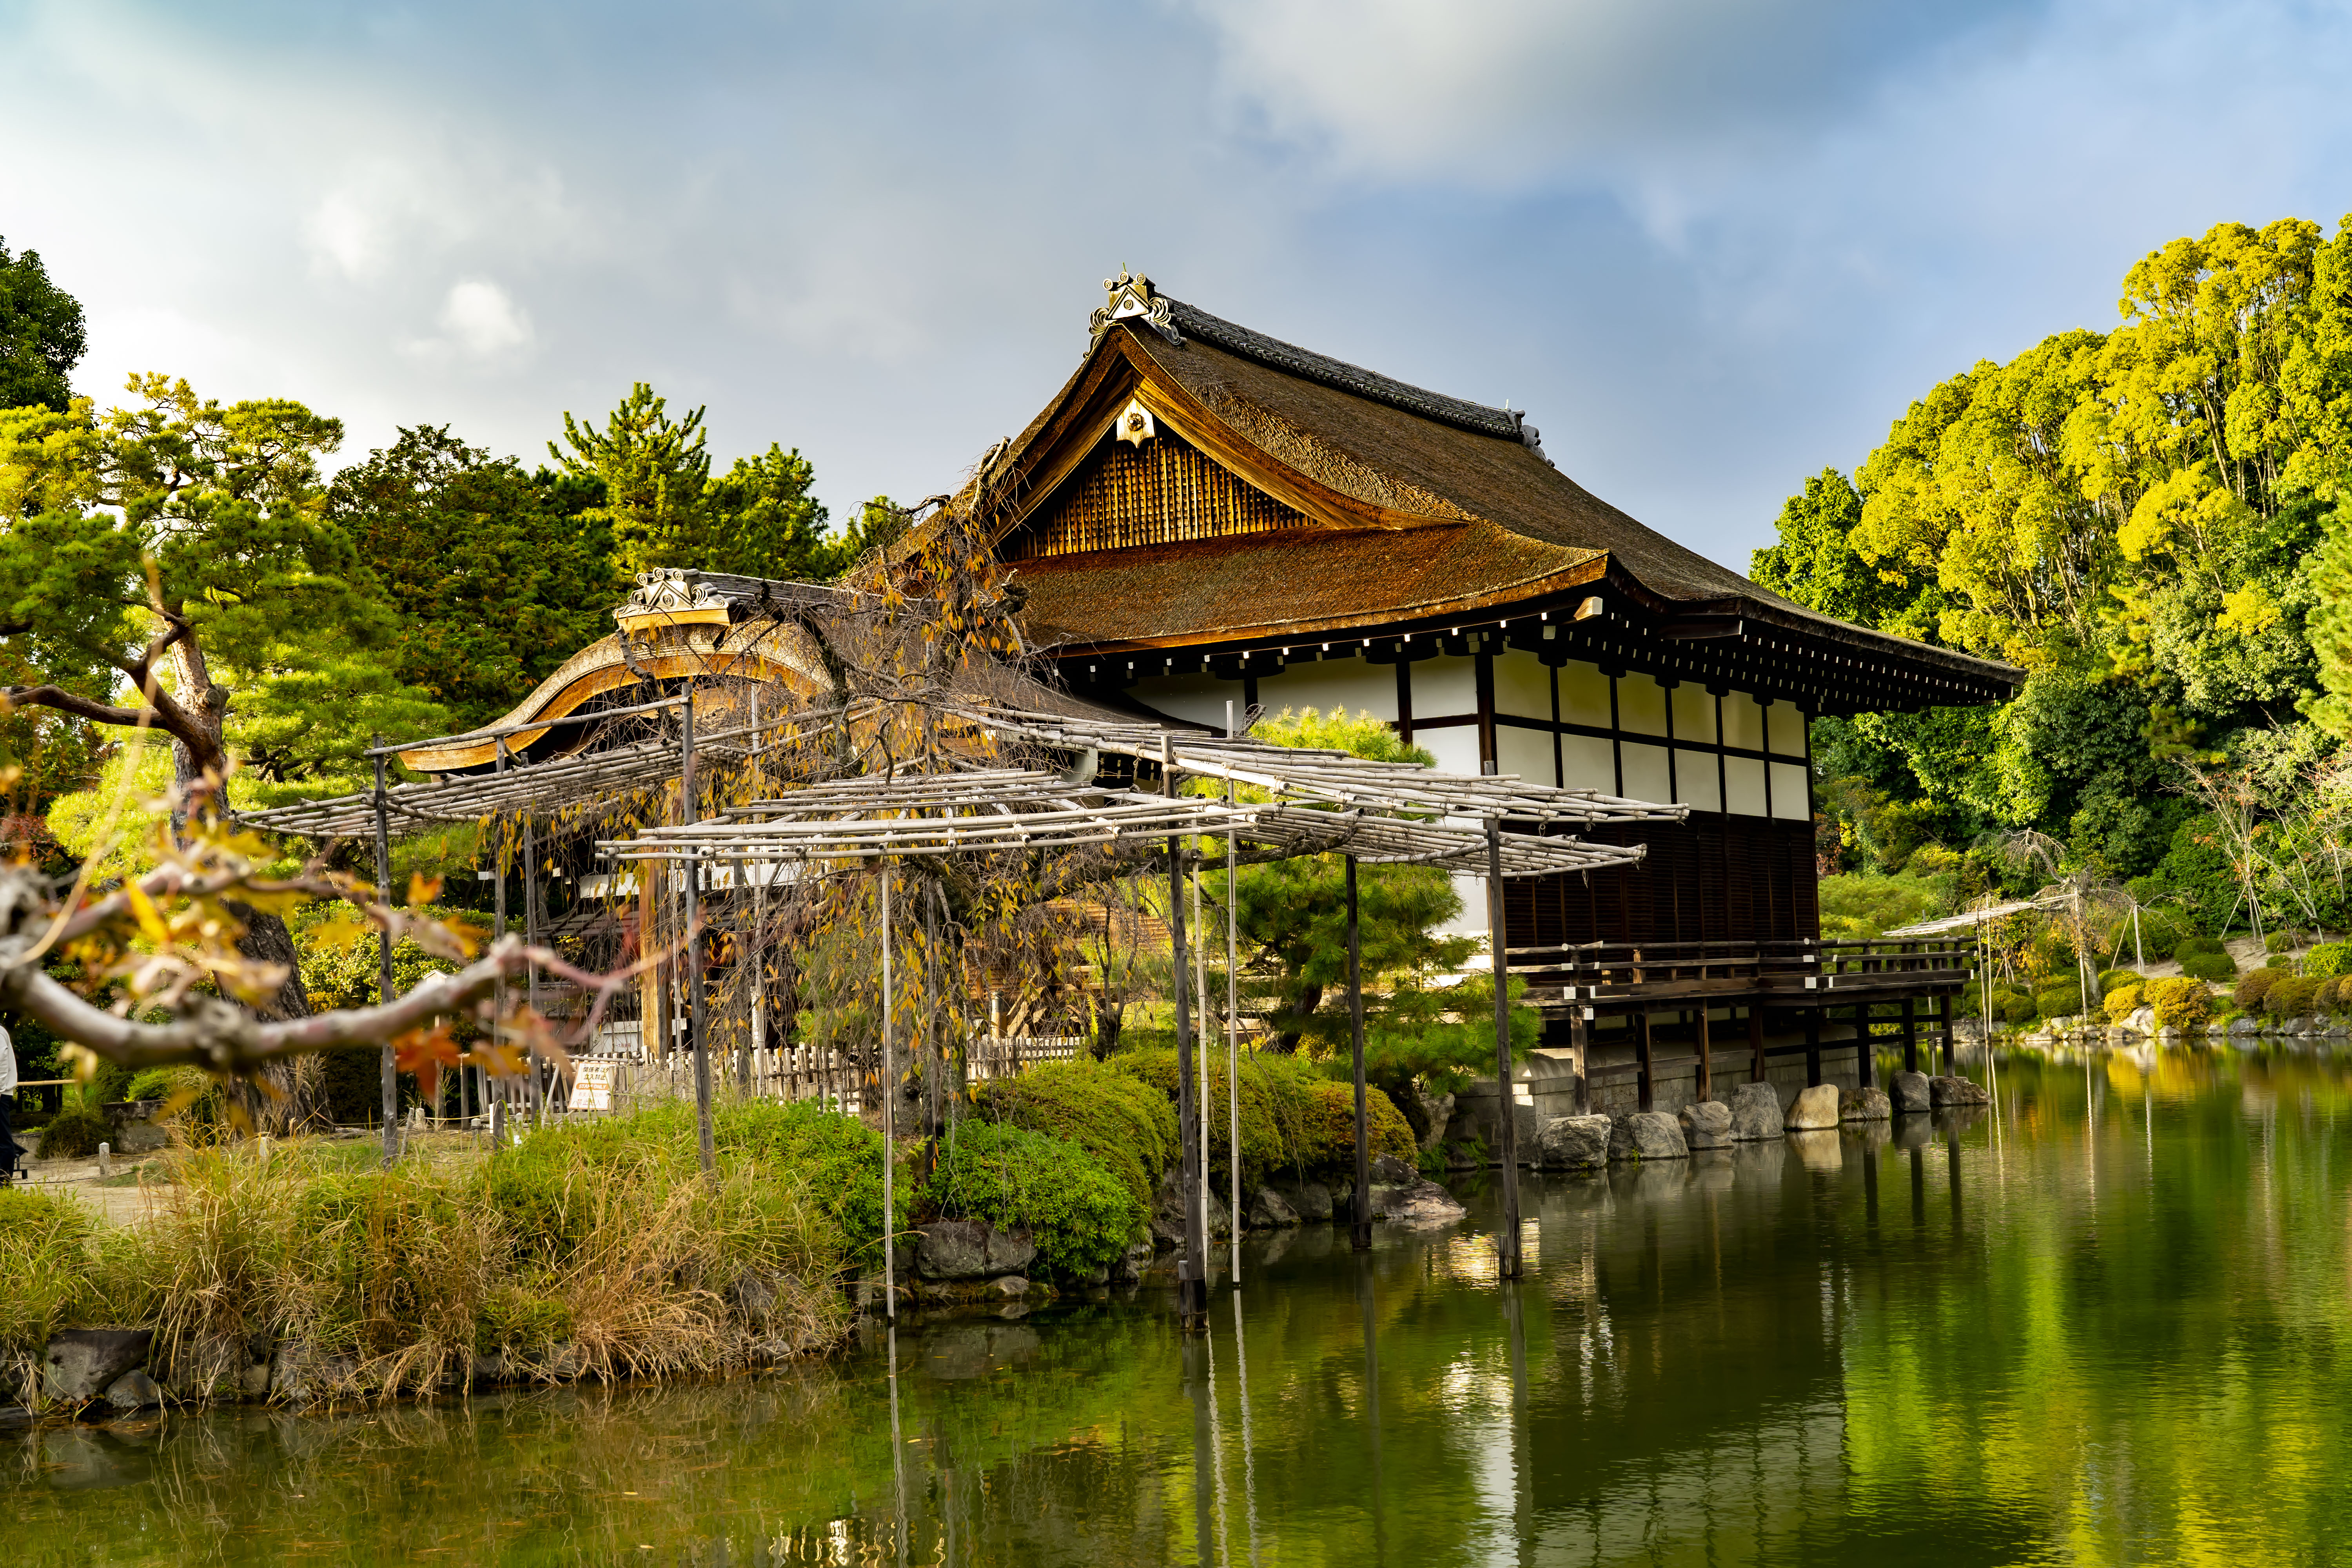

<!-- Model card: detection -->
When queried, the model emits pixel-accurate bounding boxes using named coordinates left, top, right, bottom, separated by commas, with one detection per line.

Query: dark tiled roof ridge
left=1158, top=297, right=1530, bottom=444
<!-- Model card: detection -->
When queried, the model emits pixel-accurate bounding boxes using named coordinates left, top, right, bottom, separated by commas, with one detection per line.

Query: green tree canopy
left=0, top=236, right=86, bottom=414
left=1760, top=216, right=2352, bottom=900
left=0, top=375, right=443, bottom=788
left=327, top=426, right=625, bottom=731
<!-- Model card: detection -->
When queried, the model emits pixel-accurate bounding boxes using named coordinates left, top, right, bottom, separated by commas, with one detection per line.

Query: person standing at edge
left=0, top=1023, right=19, bottom=1183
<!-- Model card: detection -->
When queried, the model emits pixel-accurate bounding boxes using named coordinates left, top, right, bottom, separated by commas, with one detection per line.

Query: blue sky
left=6, top=0, right=2352, bottom=572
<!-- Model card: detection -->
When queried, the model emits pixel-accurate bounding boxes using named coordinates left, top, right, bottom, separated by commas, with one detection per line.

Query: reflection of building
left=976, top=272, right=2023, bottom=1112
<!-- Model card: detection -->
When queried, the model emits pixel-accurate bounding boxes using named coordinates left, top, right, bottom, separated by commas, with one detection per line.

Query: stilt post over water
left=1225, top=700, right=1242, bottom=1284
left=682, top=681, right=714, bottom=1175
left=372, top=749, right=398, bottom=1168
left=1487, top=817, right=1523, bottom=1279
left=525, top=813, right=544, bottom=1124
left=880, top=871, right=896, bottom=1319
left=1165, top=737, right=1207, bottom=1320
left=1347, top=854, right=1371, bottom=1252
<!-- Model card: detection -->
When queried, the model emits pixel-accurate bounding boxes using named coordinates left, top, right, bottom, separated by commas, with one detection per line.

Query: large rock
left=1247, top=1187, right=1301, bottom=1229
left=1538, top=1114, right=1613, bottom=1171
left=1678, top=1099, right=1733, bottom=1150
left=1285, top=1181, right=1335, bottom=1224
left=917, top=1219, right=994, bottom=1280
left=1614, top=1111, right=1689, bottom=1161
left=985, top=1226, right=1038, bottom=1276
left=99, top=1368, right=162, bottom=1413
left=1929, top=1075, right=1990, bottom=1107
left=1842, top=1087, right=1892, bottom=1122
left=42, top=1329, right=152, bottom=1404
left=1890, top=1070, right=1933, bottom=1114
left=1787, top=1130, right=1843, bottom=1172
left=2229, top=1016, right=2261, bottom=1037
left=1729, top=1082, right=1785, bottom=1141
left=1378, top=1175, right=1468, bottom=1226
left=1784, top=1083, right=1840, bottom=1131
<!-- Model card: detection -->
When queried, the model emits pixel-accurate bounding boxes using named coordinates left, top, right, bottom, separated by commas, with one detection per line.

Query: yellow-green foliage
left=2145, top=977, right=2212, bottom=1032
left=0, top=1189, right=105, bottom=1361
left=927, top=1122, right=1141, bottom=1279
left=968, top=1058, right=1176, bottom=1206
left=1107, top=1047, right=1415, bottom=1185
left=2105, top=984, right=2145, bottom=1024
left=1817, top=871, right=1956, bottom=940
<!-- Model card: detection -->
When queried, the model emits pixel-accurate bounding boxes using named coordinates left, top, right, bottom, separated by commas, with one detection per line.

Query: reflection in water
left=19, top=1047, right=2352, bottom=1563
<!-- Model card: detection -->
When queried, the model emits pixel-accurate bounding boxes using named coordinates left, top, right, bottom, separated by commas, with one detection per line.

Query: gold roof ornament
left=1089, top=266, right=1182, bottom=349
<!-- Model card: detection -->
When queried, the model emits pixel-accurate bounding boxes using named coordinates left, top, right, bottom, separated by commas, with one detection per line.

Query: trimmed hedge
left=969, top=1058, right=1177, bottom=1207
left=2305, top=942, right=2352, bottom=980
left=927, top=1121, right=1139, bottom=1280
left=2180, top=948, right=2239, bottom=984
left=2145, top=978, right=2211, bottom=1032
left=1105, top=1047, right=1416, bottom=1185
left=37, top=1105, right=109, bottom=1160
left=2098, top=969, right=2143, bottom=996
left=2268, top=976, right=2322, bottom=1019
left=2235, top=968, right=2283, bottom=1010
left=2103, top=985, right=2143, bottom=1024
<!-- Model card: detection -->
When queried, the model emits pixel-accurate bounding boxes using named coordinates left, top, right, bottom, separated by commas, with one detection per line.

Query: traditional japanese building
left=971, top=270, right=2025, bottom=1109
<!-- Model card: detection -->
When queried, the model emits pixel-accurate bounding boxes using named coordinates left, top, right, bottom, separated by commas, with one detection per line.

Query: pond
left=13, top=1047, right=2352, bottom=1565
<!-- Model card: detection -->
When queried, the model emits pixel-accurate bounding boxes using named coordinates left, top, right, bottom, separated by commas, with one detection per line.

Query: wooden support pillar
left=1804, top=1008, right=1822, bottom=1088
left=1637, top=1009, right=1654, bottom=1112
left=1748, top=1002, right=1766, bottom=1083
left=1902, top=997, right=1918, bottom=1074
left=1855, top=1002, right=1875, bottom=1090
left=1347, top=855, right=1372, bottom=1254
left=1570, top=1009, right=1591, bottom=1114
left=1486, top=819, right=1523, bottom=1280
left=1940, top=991, right=1956, bottom=1074
left=1695, top=1005, right=1712, bottom=1103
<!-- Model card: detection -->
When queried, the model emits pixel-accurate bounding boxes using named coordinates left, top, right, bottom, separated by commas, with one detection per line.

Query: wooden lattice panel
left=1007, top=430, right=1305, bottom=559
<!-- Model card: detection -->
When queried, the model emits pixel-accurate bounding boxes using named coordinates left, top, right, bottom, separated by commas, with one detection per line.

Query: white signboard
left=570, top=1059, right=617, bottom=1113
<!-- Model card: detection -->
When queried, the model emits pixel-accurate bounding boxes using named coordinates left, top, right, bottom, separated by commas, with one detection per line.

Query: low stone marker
left=1729, top=1082, right=1784, bottom=1141
left=1842, top=1086, right=1892, bottom=1122
left=1891, top=1070, right=1933, bottom=1113
left=1679, top=1099, right=1733, bottom=1150
left=1537, top=1114, right=1613, bottom=1171
left=1930, top=1075, right=1991, bottom=1107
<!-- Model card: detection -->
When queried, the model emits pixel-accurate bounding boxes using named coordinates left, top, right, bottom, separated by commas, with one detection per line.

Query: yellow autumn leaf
left=123, top=880, right=171, bottom=944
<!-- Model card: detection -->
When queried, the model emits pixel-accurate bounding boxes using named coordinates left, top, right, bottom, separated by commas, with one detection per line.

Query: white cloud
left=407, top=279, right=534, bottom=363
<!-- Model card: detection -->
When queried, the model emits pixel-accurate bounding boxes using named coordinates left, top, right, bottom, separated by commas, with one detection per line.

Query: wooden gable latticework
left=1005, top=427, right=1307, bottom=561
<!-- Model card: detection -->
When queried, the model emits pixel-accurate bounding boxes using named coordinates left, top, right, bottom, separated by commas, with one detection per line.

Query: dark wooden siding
left=1504, top=815, right=1818, bottom=950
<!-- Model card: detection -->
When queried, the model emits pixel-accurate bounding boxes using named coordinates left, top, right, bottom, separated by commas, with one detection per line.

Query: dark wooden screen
left=1006, top=429, right=1306, bottom=560
left=1505, top=816, right=1819, bottom=950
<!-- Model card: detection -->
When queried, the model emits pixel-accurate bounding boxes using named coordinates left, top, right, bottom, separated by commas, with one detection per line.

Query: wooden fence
left=547, top=1034, right=1086, bottom=1118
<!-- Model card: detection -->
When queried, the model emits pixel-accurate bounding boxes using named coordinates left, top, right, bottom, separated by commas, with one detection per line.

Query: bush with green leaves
left=2108, top=907, right=2193, bottom=962
left=2267, top=931, right=2301, bottom=955
left=37, top=1104, right=109, bottom=1160
left=1817, top=871, right=1956, bottom=940
left=2319, top=977, right=2350, bottom=1015
left=0, top=1189, right=104, bottom=1358
left=2181, top=949, right=2239, bottom=984
left=2034, top=980, right=2085, bottom=1020
left=2145, top=978, right=2212, bottom=1032
left=2304, top=942, right=2352, bottom=980
left=1107, top=1047, right=1416, bottom=1185
left=2098, top=969, right=2142, bottom=995
left=2267, top=976, right=2322, bottom=1019
left=2104, top=985, right=2144, bottom=1024
left=2237, top=969, right=2284, bottom=1009
left=926, top=1121, right=1139, bottom=1279
left=969, top=1058, right=1176, bottom=1207
left=2177, top=935, right=2228, bottom=958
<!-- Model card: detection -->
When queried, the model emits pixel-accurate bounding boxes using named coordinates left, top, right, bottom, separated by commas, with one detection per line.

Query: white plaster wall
left=1771, top=761, right=1811, bottom=820
left=1726, top=754, right=1768, bottom=815
left=1622, top=740, right=1671, bottom=804
left=1559, top=661, right=1612, bottom=728
left=1252, top=659, right=1397, bottom=722
left=1496, top=723, right=1553, bottom=787
left=1767, top=701, right=1808, bottom=759
left=1618, top=674, right=1669, bottom=737
left=1493, top=648, right=1551, bottom=721
left=1127, top=672, right=1234, bottom=728
left=1671, top=683, right=1717, bottom=744
left=1722, top=691, right=1766, bottom=752
left=1412, top=655, right=1478, bottom=719
left=1561, top=732, right=1615, bottom=794
left=1416, top=724, right=1482, bottom=778
left=1675, top=748, right=1722, bottom=811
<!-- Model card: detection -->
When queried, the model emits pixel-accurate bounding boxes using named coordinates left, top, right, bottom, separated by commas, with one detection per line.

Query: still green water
left=14, top=1047, right=2352, bottom=1566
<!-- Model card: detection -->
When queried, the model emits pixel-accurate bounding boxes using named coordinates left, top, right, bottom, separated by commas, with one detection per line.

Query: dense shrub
left=2319, top=977, right=2350, bottom=1015
left=1816, top=871, right=1955, bottom=940
left=2236, top=969, right=2284, bottom=1009
left=2180, top=948, right=2239, bottom=983
left=2104, top=985, right=2144, bottom=1024
left=2305, top=942, right=2352, bottom=980
left=2098, top=969, right=2142, bottom=995
left=2177, top=935, right=2227, bottom=958
left=37, top=1104, right=109, bottom=1160
left=1103, top=1047, right=1412, bottom=1186
left=2267, top=976, right=2321, bottom=1019
left=2267, top=931, right=2301, bottom=955
left=969, top=1058, right=1176, bottom=1206
left=2145, top=978, right=2212, bottom=1032
left=2001, top=992, right=2039, bottom=1025
left=2034, top=980, right=2085, bottom=1020
left=926, top=1121, right=1139, bottom=1279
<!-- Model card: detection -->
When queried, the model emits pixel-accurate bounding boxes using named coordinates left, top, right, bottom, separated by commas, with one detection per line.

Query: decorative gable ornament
left=1114, top=397, right=1157, bottom=448
left=1089, top=267, right=1183, bottom=349
left=614, top=568, right=730, bottom=635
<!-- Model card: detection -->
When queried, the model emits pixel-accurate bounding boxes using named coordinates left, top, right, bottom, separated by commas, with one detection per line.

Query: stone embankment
left=1527, top=1073, right=1985, bottom=1172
